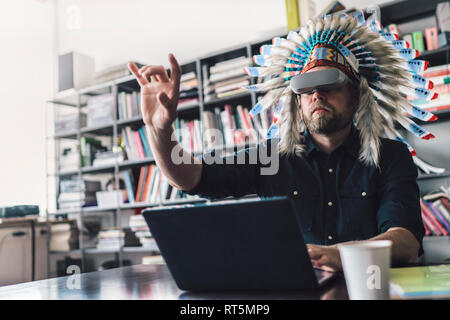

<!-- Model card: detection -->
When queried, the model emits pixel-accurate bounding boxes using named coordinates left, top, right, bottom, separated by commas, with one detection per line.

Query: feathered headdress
left=242, top=11, right=438, bottom=168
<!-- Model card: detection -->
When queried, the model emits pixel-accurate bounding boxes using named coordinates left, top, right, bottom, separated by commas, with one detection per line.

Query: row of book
left=178, top=71, right=200, bottom=108
left=118, top=91, right=141, bottom=121
left=420, top=196, right=450, bottom=236
left=129, top=215, right=159, bottom=251
left=86, top=94, right=115, bottom=127
left=203, top=104, right=257, bottom=149
left=58, top=179, right=101, bottom=209
left=202, top=56, right=252, bottom=102
left=121, top=125, right=153, bottom=161
left=173, top=118, right=202, bottom=154
left=121, top=165, right=200, bottom=205
left=386, top=25, right=441, bottom=54
left=408, top=64, right=450, bottom=113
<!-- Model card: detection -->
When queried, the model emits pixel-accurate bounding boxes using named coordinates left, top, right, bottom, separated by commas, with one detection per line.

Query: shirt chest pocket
left=339, top=186, right=379, bottom=240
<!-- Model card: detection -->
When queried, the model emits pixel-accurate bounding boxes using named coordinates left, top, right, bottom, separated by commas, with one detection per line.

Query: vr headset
left=290, top=68, right=354, bottom=95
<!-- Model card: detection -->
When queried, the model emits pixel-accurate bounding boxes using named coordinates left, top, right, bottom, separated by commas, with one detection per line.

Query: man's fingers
left=128, top=62, right=149, bottom=86
left=168, top=53, right=181, bottom=86
left=140, top=65, right=169, bottom=82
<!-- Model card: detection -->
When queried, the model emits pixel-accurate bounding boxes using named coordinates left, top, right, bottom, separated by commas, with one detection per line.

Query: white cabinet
left=0, top=220, right=48, bottom=286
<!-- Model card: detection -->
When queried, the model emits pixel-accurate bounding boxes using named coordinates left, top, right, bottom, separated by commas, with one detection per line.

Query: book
left=402, top=34, right=413, bottom=49
left=210, top=57, right=252, bottom=75
left=133, top=130, right=145, bottom=159
left=412, top=31, right=425, bottom=54
left=433, top=200, right=450, bottom=226
left=125, top=127, right=138, bottom=160
left=138, top=127, right=152, bottom=158
left=388, top=24, right=401, bottom=37
left=423, top=64, right=449, bottom=78
left=141, top=165, right=154, bottom=203
left=420, top=199, right=448, bottom=235
left=209, top=68, right=247, bottom=83
left=135, top=166, right=146, bottom=202
left=425, top=27, right=439, bottom=51
left=441, top=197, right=450, bottom=213
left=421, top=209, right=440, bottom=236
left=180, top=71, right=196, bottom=82
left=426, top=200, right=450, bottom=232
left=122, top=170, right=135, bottom=204
left=390, top=265, right=450, bottom=299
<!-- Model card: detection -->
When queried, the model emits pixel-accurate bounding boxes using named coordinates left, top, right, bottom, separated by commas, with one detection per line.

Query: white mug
left=338, top=240, right=392, bottom=300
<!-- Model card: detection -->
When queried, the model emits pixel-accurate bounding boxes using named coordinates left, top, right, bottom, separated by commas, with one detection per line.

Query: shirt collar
left=303, top=123, right=360, bottom=158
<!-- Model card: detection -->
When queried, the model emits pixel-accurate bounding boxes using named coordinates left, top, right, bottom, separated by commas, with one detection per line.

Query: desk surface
left=0, top=264, right=348, bottom=300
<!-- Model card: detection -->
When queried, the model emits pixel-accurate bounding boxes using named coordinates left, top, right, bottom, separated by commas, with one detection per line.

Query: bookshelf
left=379, top=0, right=450, bottom=263
left=46, top=41, right=270, bottom=274
left=46, top=1, right=450, bottom=273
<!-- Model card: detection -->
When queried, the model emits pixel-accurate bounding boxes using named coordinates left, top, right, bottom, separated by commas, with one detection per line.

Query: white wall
left=0, top=1, right=54, bottom=212
left=55, top=0, right=396, bottom=71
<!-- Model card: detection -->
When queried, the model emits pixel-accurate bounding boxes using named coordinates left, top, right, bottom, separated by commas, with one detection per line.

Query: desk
left=0, top=264, right=348, bottom=300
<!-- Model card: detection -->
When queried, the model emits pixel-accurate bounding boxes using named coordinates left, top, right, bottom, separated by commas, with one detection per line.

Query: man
left=128, top=15, right=429, bottom=272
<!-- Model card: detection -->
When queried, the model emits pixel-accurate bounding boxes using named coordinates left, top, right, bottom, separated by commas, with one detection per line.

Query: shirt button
left=293, top=190, right=298, bottom=196
left=328, top=235, right=333, bottom=240
left=327, top=201, right=333, bottom=207
left=362, top=192, right=367, bottom=197
left=328, top=168, right=333, bottom=173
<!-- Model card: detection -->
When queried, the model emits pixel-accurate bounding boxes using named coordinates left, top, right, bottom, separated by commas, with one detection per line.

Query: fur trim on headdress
left=243, top=11, right=438, bottom=167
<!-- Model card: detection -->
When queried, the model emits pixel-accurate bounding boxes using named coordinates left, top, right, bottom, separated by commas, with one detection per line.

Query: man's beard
left=302, top=102, right=354, bottom=135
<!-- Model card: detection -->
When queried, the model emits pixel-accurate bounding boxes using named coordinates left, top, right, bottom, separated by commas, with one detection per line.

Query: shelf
left=203, top=91, right=251, bottom=106
left=117, top=116, right=144, bottom=128
left=80, top=123, right=114, bottom=135
left=81, top=164, right=115, bottom=174
left=53, top=130, right=78, bottom=140
left=419, top=45, right=450, bottom=68
left=75, top=247, right=159, bottom=255
left=161, top=197, right=207, bottom=206
left=120, top=202, right=159, bottom=210
left=84, top=247, right=119, bottom=254
left=198, top=141, right=258, bottom=156
left=50, top=249, right=82, bottom=255
left=56, top=169, right=80, bottom=177
left=56, top=158, right=156, bottom=176
left=379, top=0, right=441, bottom=25
left=78, top=81, right=113, bottom=96
left=122, top=246, right=157, bottom=253
left=418, top=171, right=450, bottom=180
left=177, top=101, right=200, bottom=112
left=118, top=157, right=155, bottom=169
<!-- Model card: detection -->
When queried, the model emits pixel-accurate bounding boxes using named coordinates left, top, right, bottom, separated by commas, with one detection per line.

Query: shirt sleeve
left=183, top=146, right=261, bottom=200
left=376, top=140, right=425, bottom=255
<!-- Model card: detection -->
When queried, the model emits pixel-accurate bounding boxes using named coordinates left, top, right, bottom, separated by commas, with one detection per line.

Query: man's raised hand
left=128, top=53, right=181, bottom=131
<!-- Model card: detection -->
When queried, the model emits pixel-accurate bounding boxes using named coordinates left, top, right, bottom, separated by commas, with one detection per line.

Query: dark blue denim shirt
left=185, top=124, right=424, bottom=255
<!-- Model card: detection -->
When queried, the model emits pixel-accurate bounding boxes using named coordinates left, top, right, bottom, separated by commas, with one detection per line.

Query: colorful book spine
left=138, top=127, right=151, bottom=158
left=421, top=209, right=442, bottom=236
left=420, top=199, right=448, bottom=235
left=133, top=130, right=145, bottom=159
left=412, top=31, right=425, bottom=54
left=135, top=166, right=146, bottom=202
left=425, top=27, right=438, bottom=51
left=141, top=165, right=153, bottom=202
left=123, top=170, right=135, bottom=204
left=425, top=200, right=450, bottom=232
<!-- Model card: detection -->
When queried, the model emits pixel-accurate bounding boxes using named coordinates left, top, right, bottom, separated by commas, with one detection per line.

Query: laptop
left=142, top=196, right=337, bottom=292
